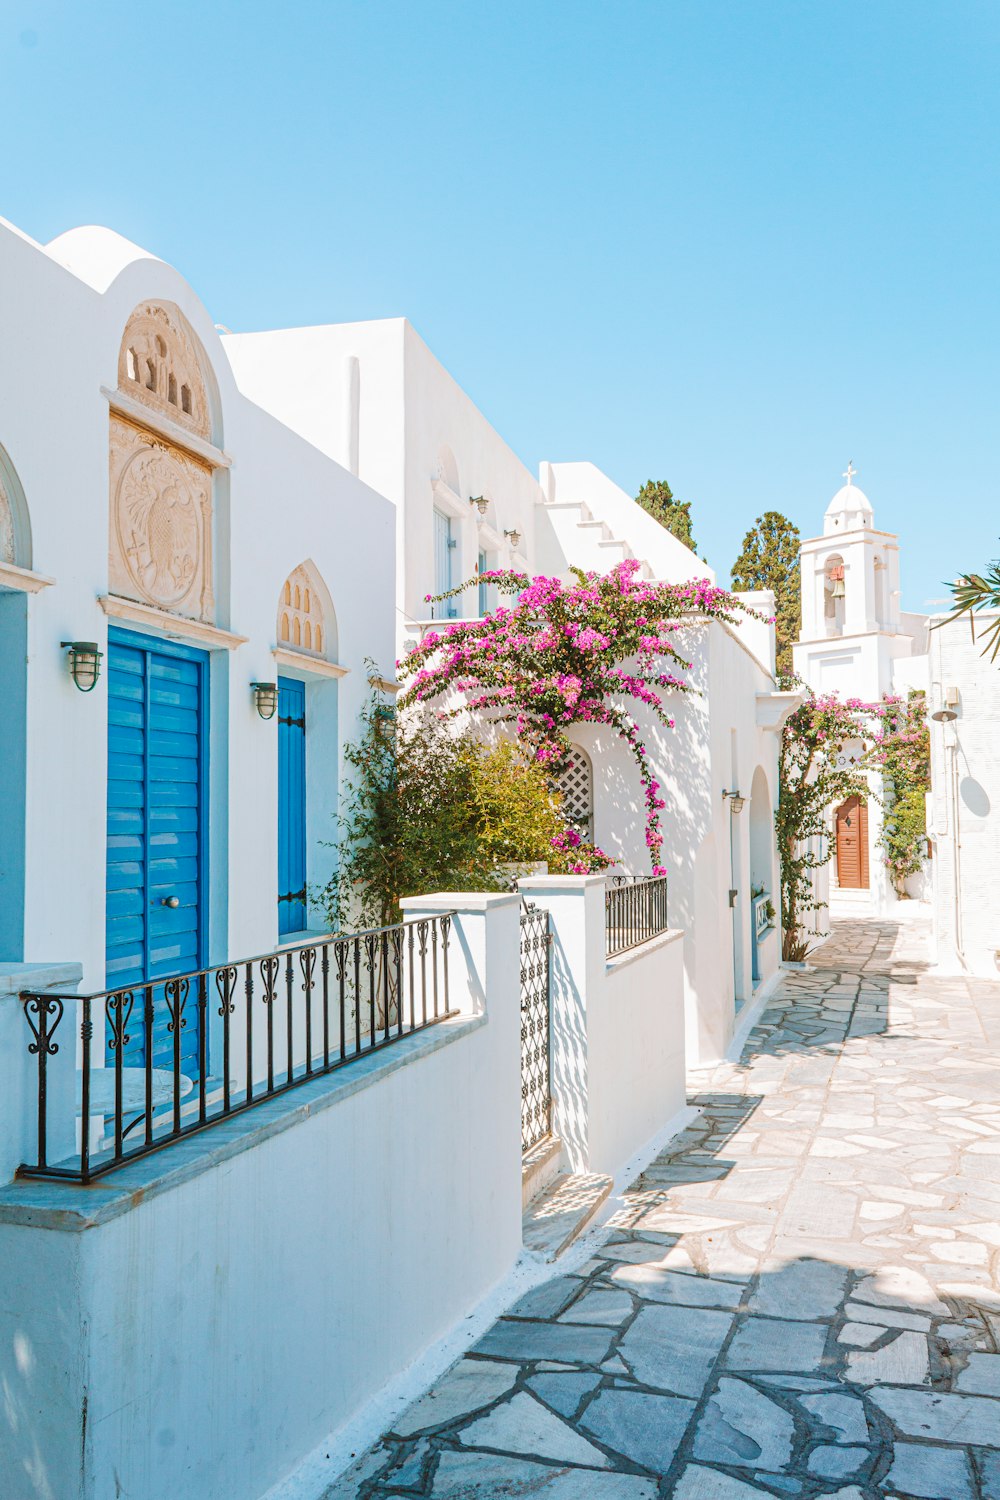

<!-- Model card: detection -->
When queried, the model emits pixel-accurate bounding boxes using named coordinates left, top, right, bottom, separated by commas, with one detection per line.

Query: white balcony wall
left=0, top=896, right=523, bottom=1500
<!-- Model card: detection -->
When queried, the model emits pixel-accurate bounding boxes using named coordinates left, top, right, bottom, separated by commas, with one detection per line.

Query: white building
left=0, top=217, right=397, bottom=993
left=793, top=467, right=929, bottom=915
left=227, top=321, right=794, bottom=1062
left=926, top=610, right=1000, bottom=977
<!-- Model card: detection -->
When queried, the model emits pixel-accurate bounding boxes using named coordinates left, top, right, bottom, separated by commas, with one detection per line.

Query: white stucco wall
left=928, top=611, right=1000, bottom=977
left=557, top=619, right=781, bottom=1067
left=224, top=319, right=544, bottom=640
left=518, top=877, right=686, bottom=1178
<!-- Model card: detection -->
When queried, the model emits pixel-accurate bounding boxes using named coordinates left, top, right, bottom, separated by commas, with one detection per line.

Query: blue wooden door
left=106, top=629, right=207, bottom=1072
left=277, top=677, right=307, bottom=935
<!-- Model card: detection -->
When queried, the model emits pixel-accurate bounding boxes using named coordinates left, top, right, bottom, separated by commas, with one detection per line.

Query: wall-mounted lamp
left=251, top=681, right=279, bottom=720
left=722, top=789, right=746, bottom=815
left=469, top=495, right=489, bottom=518
left=504, top=528, right=522, bottom=550
left=61, top=640, right=102, bottom=693
left=931, top=685, right=960, bottom=723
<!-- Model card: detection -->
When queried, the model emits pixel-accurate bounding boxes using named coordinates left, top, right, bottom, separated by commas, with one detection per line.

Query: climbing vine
left=778, top=688, right=932, bottom=955
left=776, top=692, right=873, bottom=961
left=399, top=560, right=767, bottom=874
left=873, top=691, right=930, bottom=896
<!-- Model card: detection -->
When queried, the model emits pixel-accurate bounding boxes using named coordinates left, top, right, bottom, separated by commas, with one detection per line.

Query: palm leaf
left=934, top=556, right=1000, bottom=662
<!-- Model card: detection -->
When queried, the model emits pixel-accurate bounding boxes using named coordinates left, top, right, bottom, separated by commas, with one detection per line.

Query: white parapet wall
left=519, top=874, right=686, bottom=1179
left=0, top=896, right=523, bottom=1500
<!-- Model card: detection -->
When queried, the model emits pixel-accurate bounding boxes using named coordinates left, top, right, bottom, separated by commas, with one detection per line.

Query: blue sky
left=2, top=1, right=997, bottom=609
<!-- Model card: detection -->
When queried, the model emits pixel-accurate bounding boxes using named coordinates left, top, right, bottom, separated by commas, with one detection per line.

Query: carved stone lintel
left=109, top=415, right=214, bottom=624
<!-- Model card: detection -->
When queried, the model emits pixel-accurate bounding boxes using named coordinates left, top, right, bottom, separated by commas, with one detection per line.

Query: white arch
left=434, top=444, right=460, bottom=497
left=0, top=442, right=32, bottom=569
left=748, top=764, right=772, bottom=890
left=276, top=558, right=338, bottom=659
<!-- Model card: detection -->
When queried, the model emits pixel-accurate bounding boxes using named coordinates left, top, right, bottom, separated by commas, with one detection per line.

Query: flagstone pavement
left=328, top=913, right=1000, bottom=1499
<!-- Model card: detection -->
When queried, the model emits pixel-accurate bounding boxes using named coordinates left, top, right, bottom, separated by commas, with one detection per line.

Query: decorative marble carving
left=278, top=564, right=324, bottom=656
left=0, top=476, right=14, bottom=565
left=118, top=302, right=211, bottom=439
left=109, top=416, right=214, bottom=622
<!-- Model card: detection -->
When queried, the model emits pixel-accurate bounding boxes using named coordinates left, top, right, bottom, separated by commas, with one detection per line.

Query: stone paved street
left=329, top=914, right=1000, bottom=1498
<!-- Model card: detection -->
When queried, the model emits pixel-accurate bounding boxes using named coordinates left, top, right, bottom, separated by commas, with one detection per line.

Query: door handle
left=161, top=896, right=180, bottom=909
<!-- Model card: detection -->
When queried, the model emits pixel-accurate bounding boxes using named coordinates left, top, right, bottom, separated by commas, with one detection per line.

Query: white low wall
left=519, top=875, right=686, bottom=1179
left=0, top=897, right=523, bottom=1500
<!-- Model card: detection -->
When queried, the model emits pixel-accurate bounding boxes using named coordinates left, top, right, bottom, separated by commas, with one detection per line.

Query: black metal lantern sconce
left=61, top=641, right=102, bottom=693
left=469, top=495, right=489, bottom=518
left=251, top=681, right=278, bottom=720
left=504, top=527, right=522, bottom=550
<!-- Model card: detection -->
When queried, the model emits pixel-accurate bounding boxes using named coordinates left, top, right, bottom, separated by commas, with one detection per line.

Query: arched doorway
left=835, top=795, right=869, bottom=888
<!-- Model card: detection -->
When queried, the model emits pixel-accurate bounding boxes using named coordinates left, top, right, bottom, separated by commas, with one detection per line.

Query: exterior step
left=521, top=1134, right=563, bottom=1210
left=522, top=1171, right=612, bottom=1261
left=545, top=500, right=593, bottom=517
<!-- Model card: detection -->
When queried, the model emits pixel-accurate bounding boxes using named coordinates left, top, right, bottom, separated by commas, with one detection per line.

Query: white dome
left=824, top=480, right=874, bottom=535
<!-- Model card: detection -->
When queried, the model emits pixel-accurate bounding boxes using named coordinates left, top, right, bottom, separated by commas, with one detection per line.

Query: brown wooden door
left=835, top=795, right=869, bottom=888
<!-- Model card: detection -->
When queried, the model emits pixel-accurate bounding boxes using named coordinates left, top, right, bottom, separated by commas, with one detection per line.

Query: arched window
left=874, top=556, right=889, bottom=625
left=277, top=564, right=325, bottom=657
left=558, top=746, right=594, bottom=841
left=118, top=303, right=211, bottom=438
left=823, top=554, right=846, bottom=635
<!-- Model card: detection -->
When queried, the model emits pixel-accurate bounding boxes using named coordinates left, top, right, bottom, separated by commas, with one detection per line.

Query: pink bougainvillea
left=399, top=561, right=767, bottom=872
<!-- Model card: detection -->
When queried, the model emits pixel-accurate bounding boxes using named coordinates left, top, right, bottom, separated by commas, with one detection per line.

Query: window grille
left=558, top=747, right=593, bottom=840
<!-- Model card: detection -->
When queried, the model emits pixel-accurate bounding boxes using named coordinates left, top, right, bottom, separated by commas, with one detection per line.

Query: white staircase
left=542, top=501, right=653, bottom=579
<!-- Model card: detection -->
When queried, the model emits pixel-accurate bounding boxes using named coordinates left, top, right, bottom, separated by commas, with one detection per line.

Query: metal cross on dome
left=842, top=461, right=858, bottom=486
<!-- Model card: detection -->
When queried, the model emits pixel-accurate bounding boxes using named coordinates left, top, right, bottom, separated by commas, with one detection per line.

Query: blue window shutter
left=277, top=677, right=307, bottom=935
left=478, top=549, right=488, bottom=616
left=433, top=509, right=458, bottom=619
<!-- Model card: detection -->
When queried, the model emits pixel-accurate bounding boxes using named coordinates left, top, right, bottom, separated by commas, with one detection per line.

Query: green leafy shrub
left=322, top=679, right=588, bottom=928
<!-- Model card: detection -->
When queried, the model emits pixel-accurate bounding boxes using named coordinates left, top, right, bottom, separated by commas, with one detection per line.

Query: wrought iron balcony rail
left=19, top=913, right=454, bottom=1184
left=605, top=875, right=669, bottom=958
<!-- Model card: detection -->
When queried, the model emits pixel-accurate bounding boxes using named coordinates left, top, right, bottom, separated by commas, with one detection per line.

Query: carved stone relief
left=0, top=477, right=14, bottom=565
left=118, top=302, right=211, bottom=439
left=109, top=415, right=214, bottom=622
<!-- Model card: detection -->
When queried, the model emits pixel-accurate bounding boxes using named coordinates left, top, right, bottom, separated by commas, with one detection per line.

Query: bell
left=831, top=579, right=846, bottom=598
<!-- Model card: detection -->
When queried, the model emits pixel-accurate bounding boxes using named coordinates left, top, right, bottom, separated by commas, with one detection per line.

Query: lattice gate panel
left=558, top=747, right=593, bottom=839
left=519, top=901, right=552, bottom=1154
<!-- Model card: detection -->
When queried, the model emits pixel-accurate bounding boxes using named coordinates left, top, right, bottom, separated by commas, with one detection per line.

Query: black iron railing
left=605, top=875, right=669, bottom=957
left=20, top=914, right=454, bottom=1183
